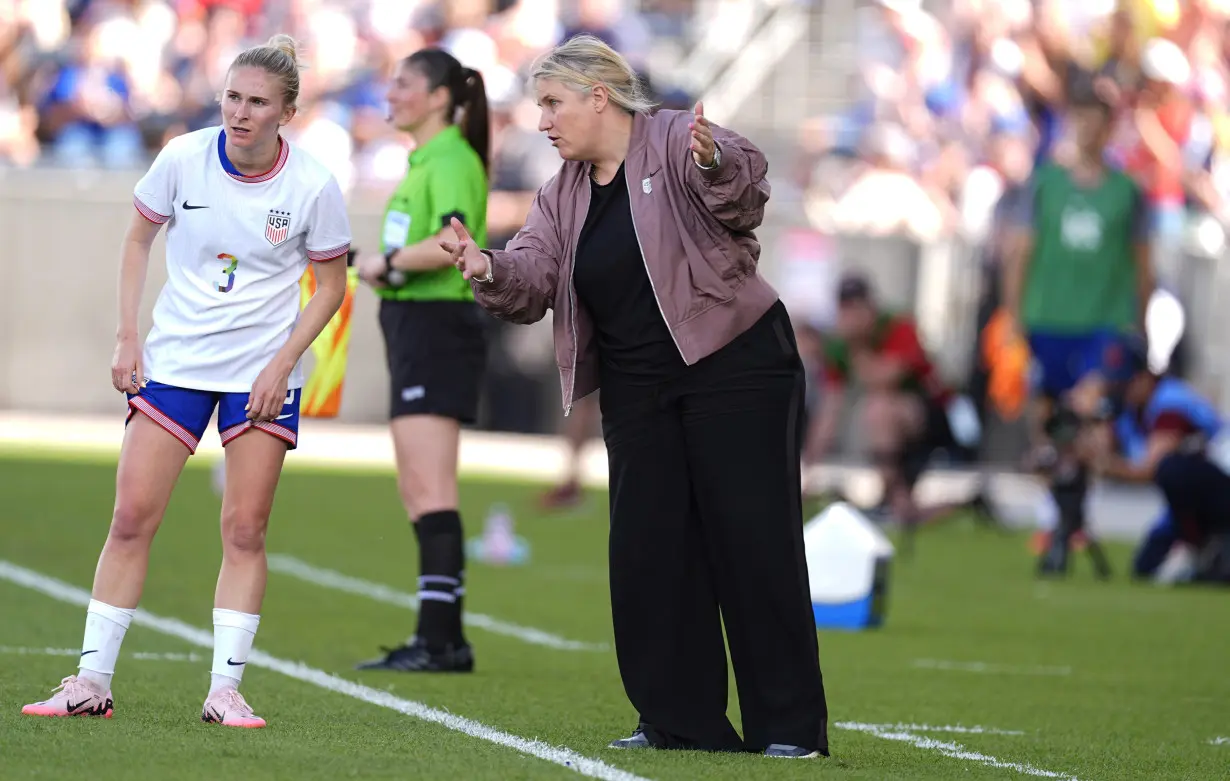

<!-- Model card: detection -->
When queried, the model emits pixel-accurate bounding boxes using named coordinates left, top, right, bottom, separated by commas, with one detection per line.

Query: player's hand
left=440, top=217, right=490, bottom=281
left=247, top=361, right=291, bottom=422
left=356, top=252, right=388, bottom=288
left=689, top=101, right=716, bottom=168
left=110, top=335, right=144, bottom=394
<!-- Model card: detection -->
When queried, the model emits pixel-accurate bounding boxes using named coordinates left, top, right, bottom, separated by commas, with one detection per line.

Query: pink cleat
left=22, top=675, right=114, bottom=718
left=201, top=687, right=266, bottom=728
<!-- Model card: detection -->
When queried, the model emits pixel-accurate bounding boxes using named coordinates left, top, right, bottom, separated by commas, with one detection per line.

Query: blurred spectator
left=823, top=122, right=951, bottom=241
left=1122, top=39, right=1193, bottom=265
left=802, top=0, right=1230, bottom=253
left=0, top=0, right=684, bottom=205
left=36, top=12, right=144, bottom=168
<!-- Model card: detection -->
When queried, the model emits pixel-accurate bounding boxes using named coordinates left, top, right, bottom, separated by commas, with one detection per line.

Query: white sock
left=78, top=599, right=136, bottom=691
left=210, top=608, right=260, bottom=694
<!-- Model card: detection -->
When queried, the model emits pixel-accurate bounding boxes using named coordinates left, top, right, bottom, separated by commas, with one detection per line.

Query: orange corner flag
left=298, top=264, right=360, bottom=418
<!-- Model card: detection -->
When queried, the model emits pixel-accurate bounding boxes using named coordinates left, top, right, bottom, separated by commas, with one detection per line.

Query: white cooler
left=803, top=502, right=894, bottom=630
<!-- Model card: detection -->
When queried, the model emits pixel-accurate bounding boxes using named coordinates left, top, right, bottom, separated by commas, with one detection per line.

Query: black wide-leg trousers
left=599, top=302, right=829, bottom=754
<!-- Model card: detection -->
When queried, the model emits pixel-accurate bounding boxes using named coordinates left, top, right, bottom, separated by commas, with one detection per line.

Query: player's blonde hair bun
left=230, top=33, right=305, bottom=108
left=266, top=34, right=302, bottom=69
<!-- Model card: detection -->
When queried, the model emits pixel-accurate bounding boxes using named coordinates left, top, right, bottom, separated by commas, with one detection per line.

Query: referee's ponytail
left=405, top=50, right=491, bottom=175
left=458, top=67, right=491, bottom=175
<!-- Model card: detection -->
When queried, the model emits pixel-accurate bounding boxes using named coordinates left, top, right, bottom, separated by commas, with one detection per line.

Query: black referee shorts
left=378, top=299, right=488, bottom=423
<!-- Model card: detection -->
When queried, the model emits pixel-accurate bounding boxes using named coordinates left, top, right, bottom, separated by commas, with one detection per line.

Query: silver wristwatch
left=474, top=256, right=494, bottom=284
left=695, top=142, right=722, bottom=170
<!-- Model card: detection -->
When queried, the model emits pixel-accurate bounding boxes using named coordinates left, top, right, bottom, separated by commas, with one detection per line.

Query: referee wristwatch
left=383, top=249, right=407, bottom=287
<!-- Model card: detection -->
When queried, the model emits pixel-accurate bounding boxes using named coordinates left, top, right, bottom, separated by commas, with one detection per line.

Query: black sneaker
left=764, top=743, right=823, bottom=758
left=608, top=728, right=653, bottom=750
left=608, top=723, right=742, bottom=752
left=355, top=640, right=474, bottom=672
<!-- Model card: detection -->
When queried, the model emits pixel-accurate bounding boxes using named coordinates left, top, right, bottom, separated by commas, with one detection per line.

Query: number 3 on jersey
left=216, top=253, right=239, bottom=293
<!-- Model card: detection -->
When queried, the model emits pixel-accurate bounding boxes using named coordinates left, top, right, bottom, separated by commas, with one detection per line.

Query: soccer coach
left=442, top=35, right=830, bottom=759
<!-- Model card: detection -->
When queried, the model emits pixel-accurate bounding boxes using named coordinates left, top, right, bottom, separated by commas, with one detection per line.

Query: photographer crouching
left=1069, top=338, right=1230, bottom=585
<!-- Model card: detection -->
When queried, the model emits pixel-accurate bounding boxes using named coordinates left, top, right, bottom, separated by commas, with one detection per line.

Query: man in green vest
left=1002, top=81, right=1155, bottom=577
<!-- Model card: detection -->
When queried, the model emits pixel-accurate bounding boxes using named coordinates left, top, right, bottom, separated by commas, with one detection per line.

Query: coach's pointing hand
left=690, top=101, right=716, bottom=168
left=440, top=217, right=490, bottom=282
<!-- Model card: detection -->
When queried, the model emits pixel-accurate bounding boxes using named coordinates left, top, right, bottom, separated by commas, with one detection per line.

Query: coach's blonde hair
left=530, top=34, right=655, bottom=115
left=230, top=34, right=303, bottom=109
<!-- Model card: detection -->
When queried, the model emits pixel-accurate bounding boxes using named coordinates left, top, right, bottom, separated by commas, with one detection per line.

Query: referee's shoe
left=355, top=639, right=474, bottom=673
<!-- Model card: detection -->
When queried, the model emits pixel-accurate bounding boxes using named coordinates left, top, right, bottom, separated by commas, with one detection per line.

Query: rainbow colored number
left=216, top=253, right=239, bottom=293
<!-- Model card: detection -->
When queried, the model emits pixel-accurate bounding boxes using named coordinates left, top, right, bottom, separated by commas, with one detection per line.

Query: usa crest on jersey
left=265, top=209, right=291, bottom=246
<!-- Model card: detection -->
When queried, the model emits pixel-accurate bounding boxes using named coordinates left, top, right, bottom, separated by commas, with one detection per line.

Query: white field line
left=1210, top=737, right=1230, bottom=746
left=0, top=560, right=650, bottom=781
left=267, top=554, right=609, bottom=653
left=0, top=645, right=203, bottom=663
left=913, top=658, right=1073, bottom=676
left=836, top=722, right=1079, bottom=780
left=839, top=721, right=1025, bottom=736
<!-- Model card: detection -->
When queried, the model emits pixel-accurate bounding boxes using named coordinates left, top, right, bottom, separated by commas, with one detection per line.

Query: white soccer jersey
left=133, top=126, right=352, bottom=393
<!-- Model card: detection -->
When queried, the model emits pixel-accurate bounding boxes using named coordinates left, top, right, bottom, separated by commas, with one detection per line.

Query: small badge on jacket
left=642, top=177, right=652, bottom=194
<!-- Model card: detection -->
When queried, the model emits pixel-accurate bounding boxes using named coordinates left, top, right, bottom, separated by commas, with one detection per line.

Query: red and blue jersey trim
left=218, top=129, right=289, bottom=183
left=133, top=196, right=170, bottom=225
left=307, top=242, right=351, bottom=262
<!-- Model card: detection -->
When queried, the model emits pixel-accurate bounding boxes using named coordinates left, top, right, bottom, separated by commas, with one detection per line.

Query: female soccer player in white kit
left=21, top=35, right=352, bottom=728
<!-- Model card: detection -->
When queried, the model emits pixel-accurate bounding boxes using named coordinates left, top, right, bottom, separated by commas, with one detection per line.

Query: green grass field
left=1, top=450, right=1227, bottom=780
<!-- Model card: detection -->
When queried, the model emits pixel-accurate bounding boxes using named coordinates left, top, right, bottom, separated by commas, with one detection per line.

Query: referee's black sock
left=413, top=510, right=466, bottom=650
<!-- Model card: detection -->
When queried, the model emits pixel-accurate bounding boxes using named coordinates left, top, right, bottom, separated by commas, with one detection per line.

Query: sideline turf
left=1, top=453, right=1226, bottom=780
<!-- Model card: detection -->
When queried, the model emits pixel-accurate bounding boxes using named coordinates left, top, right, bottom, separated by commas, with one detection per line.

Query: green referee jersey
left=378, top=124, right=488, bottom=302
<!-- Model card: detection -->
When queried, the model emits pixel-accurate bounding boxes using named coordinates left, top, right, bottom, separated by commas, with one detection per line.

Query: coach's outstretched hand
left=440, top=217, right=490, bottom=282
left=689, top=101, right=716, bottom=168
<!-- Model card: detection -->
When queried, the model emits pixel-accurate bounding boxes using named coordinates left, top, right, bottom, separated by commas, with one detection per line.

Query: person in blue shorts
left=1003, top=84, right=1154, bottom=577
left=21, top=35, right=352, bottom=727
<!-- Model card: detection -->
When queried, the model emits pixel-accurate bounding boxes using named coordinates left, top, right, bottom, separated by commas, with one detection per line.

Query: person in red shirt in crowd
left=1119, top=38, right=1193, bottom=272
left=805, top=274, right=991, bottom=544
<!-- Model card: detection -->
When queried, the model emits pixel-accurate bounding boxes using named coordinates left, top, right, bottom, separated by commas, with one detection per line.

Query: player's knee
left=108, top=500, right=161, bottom=546
left=220, top=509, right=268, bottom=556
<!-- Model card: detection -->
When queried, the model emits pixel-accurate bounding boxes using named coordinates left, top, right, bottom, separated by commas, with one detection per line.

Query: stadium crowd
left=801, top=0, right=1230, bottom=248
left=0, top=0, right=692, bottom=191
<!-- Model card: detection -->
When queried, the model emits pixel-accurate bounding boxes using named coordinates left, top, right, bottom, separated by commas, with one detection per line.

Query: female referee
left=353, top=49, right=490, bottom=673
left=443, top=35, right=829, bottom=757
left=22, top=35, right=352, bottom=727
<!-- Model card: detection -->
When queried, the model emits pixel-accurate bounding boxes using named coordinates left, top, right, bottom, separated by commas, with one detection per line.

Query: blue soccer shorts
left=1026, top=330, right=1130, bottom=399
left=126, top=380, right=300, bottom=454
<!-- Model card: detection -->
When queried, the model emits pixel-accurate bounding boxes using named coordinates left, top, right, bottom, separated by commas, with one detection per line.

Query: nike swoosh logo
left=182, top=201, right=208, bottom=210
left=65, top=699, right=89, bottom=713
left=226, top=657, right=246, bottom=666
left=276, top=390, right=295, bottom=420
left=80, top=650, right=98, bottom=657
